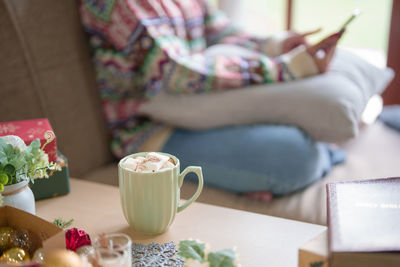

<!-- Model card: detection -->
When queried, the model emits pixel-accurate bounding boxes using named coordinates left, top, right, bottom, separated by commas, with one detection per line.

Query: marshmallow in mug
left=122, top=152, right=175, bottom=173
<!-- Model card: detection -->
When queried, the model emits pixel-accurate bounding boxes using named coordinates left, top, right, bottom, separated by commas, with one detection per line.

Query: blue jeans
left=162, top=125, right=345, bottom=196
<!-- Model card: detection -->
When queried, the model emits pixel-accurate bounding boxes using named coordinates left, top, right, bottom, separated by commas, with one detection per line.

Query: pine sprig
left=53, top=218, right=74, bottom=229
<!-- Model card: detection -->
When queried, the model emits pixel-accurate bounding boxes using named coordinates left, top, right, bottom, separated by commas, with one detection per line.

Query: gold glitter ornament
left=11, top=229, right=38, bottom=255
left=0, top=227, right=16, bottom=252
left=42, top=249, right=82, bottom=267
left=32, top=248, right=45, bottom=263
left=0, top=247, right=30, bottom=263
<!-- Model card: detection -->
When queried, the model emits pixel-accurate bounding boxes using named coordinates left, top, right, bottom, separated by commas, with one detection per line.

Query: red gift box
left=0, top=118, right=57, bottom=162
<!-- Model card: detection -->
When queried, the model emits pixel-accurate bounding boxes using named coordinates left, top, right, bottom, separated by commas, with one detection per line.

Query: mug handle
left=177, top=166, right=204, bottom=213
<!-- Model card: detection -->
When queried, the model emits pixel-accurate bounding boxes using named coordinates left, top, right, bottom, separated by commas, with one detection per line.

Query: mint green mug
left=118, top=152, right=203, bottom=235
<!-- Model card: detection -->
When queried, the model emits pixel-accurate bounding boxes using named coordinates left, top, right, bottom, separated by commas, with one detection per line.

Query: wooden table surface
left=36, top=178, right=326, bottom=266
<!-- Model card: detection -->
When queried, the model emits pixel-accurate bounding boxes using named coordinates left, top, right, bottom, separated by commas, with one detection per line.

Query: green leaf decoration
left=207, top=248, right=236, bottom=267
left=0, top=138, right=6, bottom=146
left=0, top=150, right=7, bottom=165
left=310, top=261, right=325, bottom=267
left=3, top=144, right=16, bottom=160
left=0, top=173, right=8, bottom=185
left=11, top=153, right=27, bottom=170
left=178, top=240, right=206, bottom=262
left=15, top=170, right=26, bottom=182
left=28, top=139, right=40, bottom=153
left=3, top=164, right=16, bottom=176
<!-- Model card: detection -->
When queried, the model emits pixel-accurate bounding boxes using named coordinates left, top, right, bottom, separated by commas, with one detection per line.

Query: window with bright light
left=216, top=0, right=286, bottom=35
left=293, top=0, right=392, bottom=67
left=214, top=0, right=392, bottom=67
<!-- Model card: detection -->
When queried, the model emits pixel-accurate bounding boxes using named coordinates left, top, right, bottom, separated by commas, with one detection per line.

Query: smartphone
left=339, top=8, right=361, bottom=33
left=325, top=8, right=361, bottom=42
left=311, top=8, right=361, bottom=56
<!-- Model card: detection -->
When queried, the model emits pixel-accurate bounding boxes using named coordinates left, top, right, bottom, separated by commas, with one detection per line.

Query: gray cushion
left=139, top=49, right=394, bottom=143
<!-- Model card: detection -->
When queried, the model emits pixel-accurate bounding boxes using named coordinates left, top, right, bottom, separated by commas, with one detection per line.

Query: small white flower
left=1, top=135, right=27, bottom=152
left=39, top=151, right=49, bottom=163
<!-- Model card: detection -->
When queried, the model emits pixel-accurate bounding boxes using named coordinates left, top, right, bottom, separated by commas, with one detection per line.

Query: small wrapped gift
left=0, top=118, right=57, bottom=162
left=298, top=230, right=329, bottom=267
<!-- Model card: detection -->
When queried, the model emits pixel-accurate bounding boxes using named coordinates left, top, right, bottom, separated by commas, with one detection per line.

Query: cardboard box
left=299, top=230, right=329, bottom=267
left=0, top=118, right=57, bottom=162
left=29, top=151, right=70, bottom=200
left=0, top=206, right=65, bottom=266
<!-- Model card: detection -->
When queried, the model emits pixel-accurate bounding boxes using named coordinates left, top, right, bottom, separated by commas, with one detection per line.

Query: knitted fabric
left=80, top=0, right=300, bottom=157
left=131, top=242, right=184, bottom=266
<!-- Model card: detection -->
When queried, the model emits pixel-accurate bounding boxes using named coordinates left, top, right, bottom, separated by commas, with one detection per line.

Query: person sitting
left=80, top=0, right=344, bottom=201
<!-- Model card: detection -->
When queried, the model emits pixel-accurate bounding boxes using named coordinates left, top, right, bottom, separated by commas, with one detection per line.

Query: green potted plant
left=0, top=135, right=60, bottom=214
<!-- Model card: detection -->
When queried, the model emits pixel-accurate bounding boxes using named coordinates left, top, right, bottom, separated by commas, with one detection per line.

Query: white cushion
left=139, top=49, right=394, bottom=142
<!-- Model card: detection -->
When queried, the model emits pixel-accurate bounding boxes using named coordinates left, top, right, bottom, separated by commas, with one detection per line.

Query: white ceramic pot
left=2, top=180, right=35, bottom=214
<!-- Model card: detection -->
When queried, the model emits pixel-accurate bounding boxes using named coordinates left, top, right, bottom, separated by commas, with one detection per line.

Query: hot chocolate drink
left=121, top=152, right=175, bottom=173
left=119, top=152, right=203, bottom=234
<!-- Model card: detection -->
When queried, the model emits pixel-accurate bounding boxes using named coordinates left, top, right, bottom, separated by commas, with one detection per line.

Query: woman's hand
left=306, top=30, right=343, bottom=73
left=281, top=28, right=321, bottom=54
